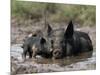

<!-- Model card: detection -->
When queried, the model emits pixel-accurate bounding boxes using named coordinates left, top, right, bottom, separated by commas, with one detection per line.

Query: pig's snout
left=53, top=49, right=62, bottom=59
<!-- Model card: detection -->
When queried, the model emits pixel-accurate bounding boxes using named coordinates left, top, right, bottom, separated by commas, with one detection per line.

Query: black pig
left=49, top=21, right=93, bottom=59
left=22, top=34, right=52, bottom=59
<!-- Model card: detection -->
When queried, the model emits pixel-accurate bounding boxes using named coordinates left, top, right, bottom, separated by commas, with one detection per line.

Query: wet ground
left=11, top=44, right=96, bottom=74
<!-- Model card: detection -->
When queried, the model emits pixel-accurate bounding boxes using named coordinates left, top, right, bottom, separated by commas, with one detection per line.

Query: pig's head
left=45, top=21, right=74, bottom=59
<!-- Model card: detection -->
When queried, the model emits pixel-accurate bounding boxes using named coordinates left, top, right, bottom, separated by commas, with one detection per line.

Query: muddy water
left=11, top=44, right=96, bottom=74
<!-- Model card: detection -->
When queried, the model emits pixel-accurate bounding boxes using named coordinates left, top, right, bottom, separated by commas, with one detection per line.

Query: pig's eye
left=60, top=41, right=65, bottom=46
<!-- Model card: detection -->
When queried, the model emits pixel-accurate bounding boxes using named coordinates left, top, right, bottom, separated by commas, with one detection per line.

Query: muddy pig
left=46, top=21, right=93, bottom=59
left=21, top=34, right=53, bottom=59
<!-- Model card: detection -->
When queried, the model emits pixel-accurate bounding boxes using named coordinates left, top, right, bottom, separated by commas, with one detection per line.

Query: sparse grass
left=11, top=0, right=96, bottom=26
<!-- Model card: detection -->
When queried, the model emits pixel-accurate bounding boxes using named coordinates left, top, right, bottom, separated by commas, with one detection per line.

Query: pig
left=51, top=21, right=93, bottom=59
left=21, top=34, right=53, bottom=60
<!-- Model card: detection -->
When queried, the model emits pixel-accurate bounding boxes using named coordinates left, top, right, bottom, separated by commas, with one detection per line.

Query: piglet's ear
left=64, top=20, right=74, bottom=38
left=40, top=37, right=46, bottom=44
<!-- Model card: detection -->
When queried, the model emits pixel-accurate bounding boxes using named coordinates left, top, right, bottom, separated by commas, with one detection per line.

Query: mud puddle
left=11, top=44, right=96, bottom=74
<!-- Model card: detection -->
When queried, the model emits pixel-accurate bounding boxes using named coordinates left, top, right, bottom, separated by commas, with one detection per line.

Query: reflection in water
left=34, top=51, right=93, bottom=66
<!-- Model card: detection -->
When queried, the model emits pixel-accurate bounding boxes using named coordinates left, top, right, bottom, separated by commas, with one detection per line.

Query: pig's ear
left=40, top=37, right=46, bottom=44
left=64, top=20, right=74, bottom=38
left=47, top=23, right=53, bottom=36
